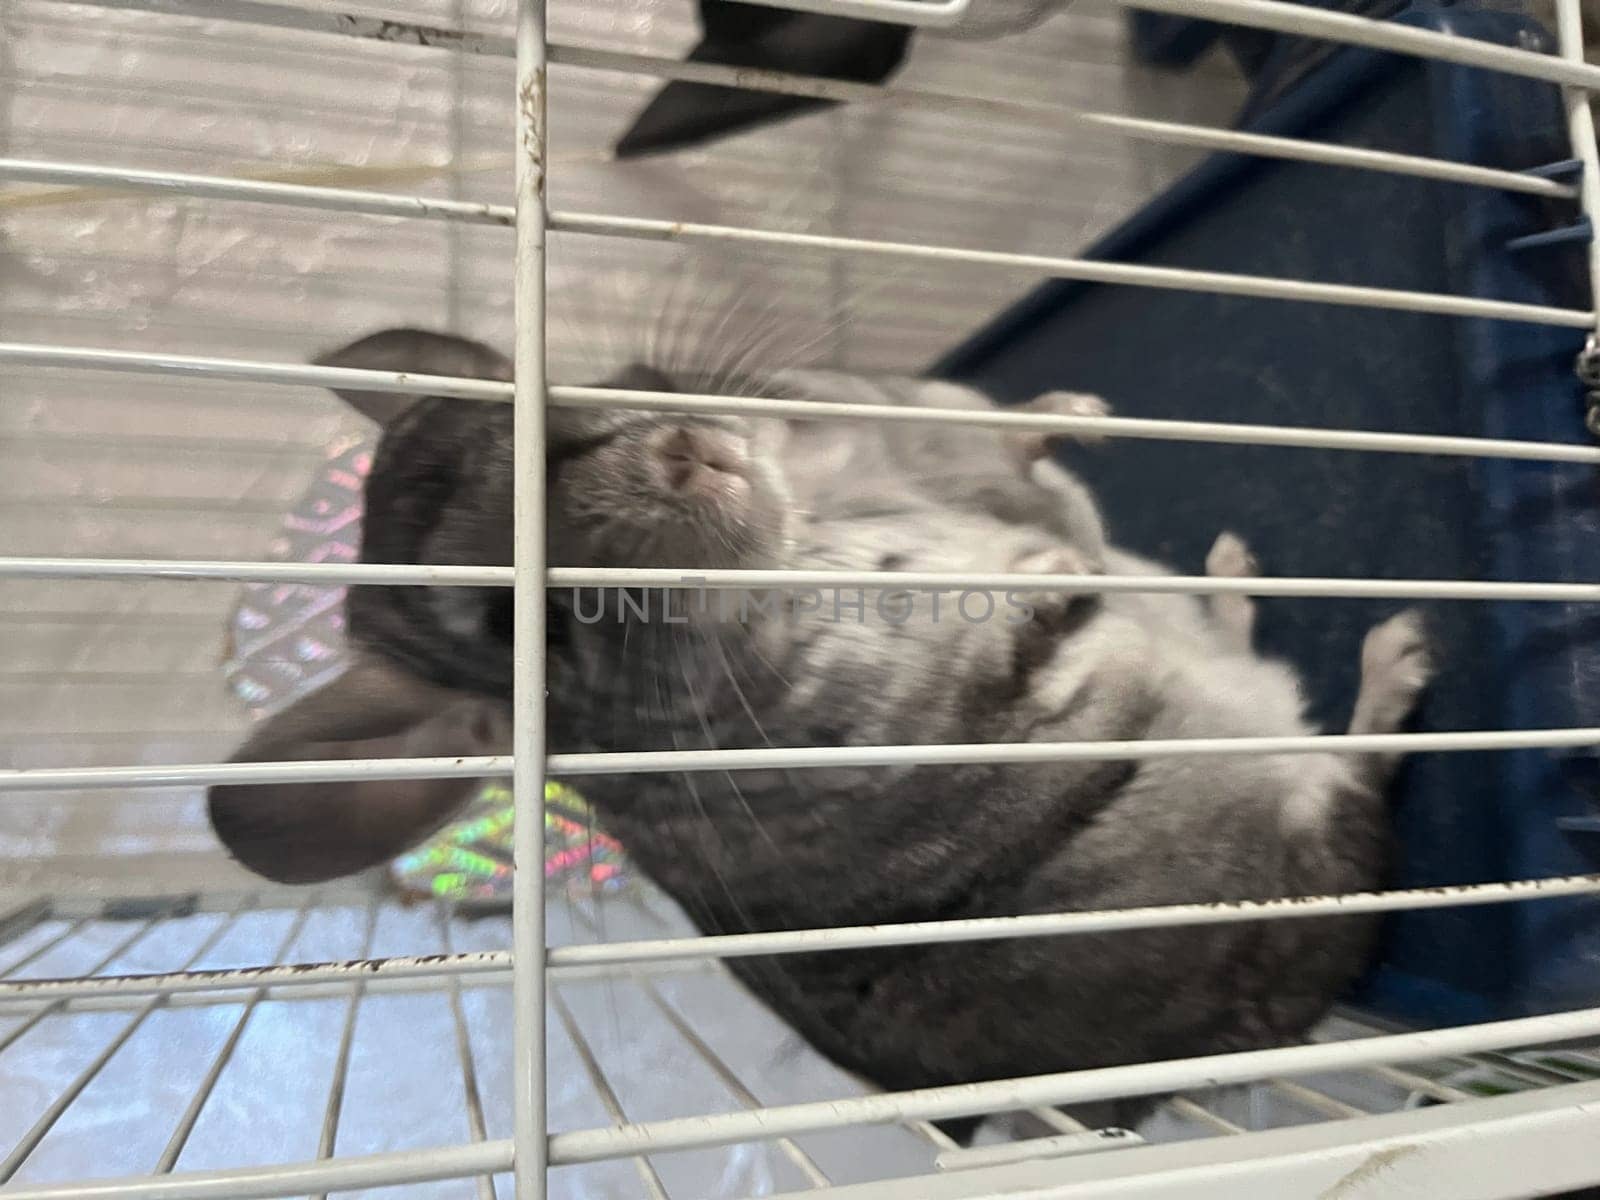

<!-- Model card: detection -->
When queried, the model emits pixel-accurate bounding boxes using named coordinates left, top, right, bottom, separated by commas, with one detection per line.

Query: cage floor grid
left=2, top=889, right=1596, bottom=1199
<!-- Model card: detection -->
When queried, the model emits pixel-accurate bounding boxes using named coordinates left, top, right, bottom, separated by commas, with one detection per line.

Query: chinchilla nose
left=651, top=425, right=750, bottom=496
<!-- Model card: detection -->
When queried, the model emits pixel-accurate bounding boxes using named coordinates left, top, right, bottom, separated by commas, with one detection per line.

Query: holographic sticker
left=390, top=782, right=514, bottom=904
left=387, top=779, right=635, bottom=903
left=542, top=780, right=631, bottom=899
left=224, top=430, right=633, bottom=903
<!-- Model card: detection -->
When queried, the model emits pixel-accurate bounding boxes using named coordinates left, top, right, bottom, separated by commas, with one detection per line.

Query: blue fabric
left=935, top=2, right=1600, bottom=1027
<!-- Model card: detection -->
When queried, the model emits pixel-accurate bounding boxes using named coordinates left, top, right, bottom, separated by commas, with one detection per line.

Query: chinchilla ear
left=313, top=328, right=512, bottom=427
left=207, top=655, right=509, bottom=885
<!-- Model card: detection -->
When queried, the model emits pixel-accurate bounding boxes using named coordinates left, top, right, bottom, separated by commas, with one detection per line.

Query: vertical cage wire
left=0, top=916, right=93, bottom=980
left=0, top=900, right=254, bottom=1184
left=549, top=987, right=671, bottom=1199
left=0, top=903, right=49, bottom=946
left=630, top=977, right=837, bottom=1188
left=1164, top=1097, right=1244, bottom=1135
left=149, top=897, right=319, bottom=1175
left=1265, top=1079, right=1369, bottom=1121
left=309, top=899, right=381, bottom=1200
left=1555, top=0, right=1600, bottom=343
left=436, top=907, right=497, bottom=1200
left=560, top=902, right=841, bottom=1187
left=512, top=0, right=550, bottom=1194
left=0, top=909, right=178, bottom=1057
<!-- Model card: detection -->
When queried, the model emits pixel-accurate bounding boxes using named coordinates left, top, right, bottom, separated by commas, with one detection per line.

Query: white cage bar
left=305, top=902, right=381, bottom=1200
left=6, top=724, right=1600, bottom=797
left=511, top=0, right=551, bottom=1195
left=1, top=121, right=1579, bottom=207
left=1556, top=0, right=1600, bottom=340
left=8, top=549, right=1600, bottom=600
left=149, top=900, right=318, bottom=1176
left=1, top=875, right=1597, bottom=1009
left=541, top=1007, right=1600, bottom=1162
left=18, top=341, right=1600, bottom=465
left=548, top=210, right=1594, bottom=326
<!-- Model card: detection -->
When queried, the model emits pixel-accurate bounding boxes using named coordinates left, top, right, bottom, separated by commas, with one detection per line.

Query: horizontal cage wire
left=3, top=896, right=1600, bottom=1200
left=17, top=344, right=1600, bottom=464
left=6, top=876, right=1600, bottom=1006
left=4, top=0, right=1600, bottom=1196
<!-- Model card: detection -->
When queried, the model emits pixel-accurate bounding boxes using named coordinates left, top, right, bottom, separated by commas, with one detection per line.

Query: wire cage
left=5, top=0, right=1600, bottom=1197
